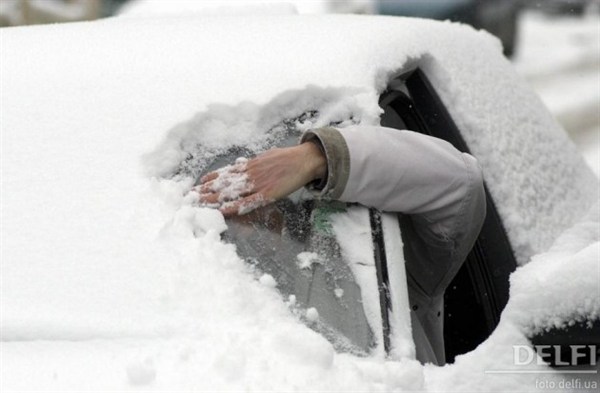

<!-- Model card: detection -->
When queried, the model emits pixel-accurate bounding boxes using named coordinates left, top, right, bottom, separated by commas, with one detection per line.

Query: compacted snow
left=1, top=11, right=598, bottom=392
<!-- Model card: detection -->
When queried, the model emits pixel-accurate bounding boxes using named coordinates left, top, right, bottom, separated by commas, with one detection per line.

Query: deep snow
left=1, top=10, right=598, bottom=393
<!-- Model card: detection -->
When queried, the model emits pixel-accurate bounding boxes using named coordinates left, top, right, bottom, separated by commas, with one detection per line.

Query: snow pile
left=1, top=11, right=598, bottom=392
left=506, top=201, right=600, bottom=334
left=306, top=307, right=320, bottom=322
left=258, top=273, right=278, bottom=288
left=296, top=251, right=323, bottom=269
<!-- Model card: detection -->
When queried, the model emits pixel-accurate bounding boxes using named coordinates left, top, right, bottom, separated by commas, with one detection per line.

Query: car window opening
left=379, top=68, right=518, bottom=363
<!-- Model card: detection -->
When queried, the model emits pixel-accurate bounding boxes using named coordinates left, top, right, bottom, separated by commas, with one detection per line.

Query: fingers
left=198, top=181, right=213, bottom=194
left=197, top=164, right=253, bottom=195
left=199, top=162, right=247, bottom=184
left=196, top=159, right=255, bottom=209
left=194, top=156, right=274, bottom=217
left=198, top=186, right=255, bottom=205
left=198, top=193, right=220, bottom=205
left=219, top=193, right=271, bottom=217
left=198, top=179, right=222, bottom=194
left=200, top=171, right=219, bottom=183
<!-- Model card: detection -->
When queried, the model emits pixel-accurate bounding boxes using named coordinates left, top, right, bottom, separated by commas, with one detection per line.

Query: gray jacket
left=301, top=125, right=486, bottom=365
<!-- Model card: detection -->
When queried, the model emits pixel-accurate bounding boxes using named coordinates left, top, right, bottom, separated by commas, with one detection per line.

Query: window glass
left=199, top=138, right=376, bottom=354
left=224, top=196, right=375, bottom=355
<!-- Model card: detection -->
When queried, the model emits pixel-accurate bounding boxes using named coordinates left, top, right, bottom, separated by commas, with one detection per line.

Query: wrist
left=299, top=141, right=327, bottom=181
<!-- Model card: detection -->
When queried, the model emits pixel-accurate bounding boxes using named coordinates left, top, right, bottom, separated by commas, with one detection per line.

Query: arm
left=302, top=126, right=486, bottom=253
left=305, top=126, right=486, bottom=295
left=199, top=125, right=486, bottom=366
left=198, top=125, right=486, bottom=264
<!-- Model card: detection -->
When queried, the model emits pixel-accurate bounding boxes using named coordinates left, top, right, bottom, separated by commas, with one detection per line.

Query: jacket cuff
left=300, top=127, right=350, bottom=199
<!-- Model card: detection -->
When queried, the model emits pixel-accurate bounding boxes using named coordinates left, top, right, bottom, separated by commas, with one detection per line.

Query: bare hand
left=197, top=142, right=326, bottom=216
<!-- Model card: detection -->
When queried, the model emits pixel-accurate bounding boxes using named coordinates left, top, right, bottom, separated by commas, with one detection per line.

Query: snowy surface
left=1, top=10, right=599, bottom=392
left=330, top=206, right=384, bottom=356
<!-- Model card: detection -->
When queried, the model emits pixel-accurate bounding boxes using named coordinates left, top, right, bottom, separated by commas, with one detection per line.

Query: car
left=1, top=9, right=598, bottom=391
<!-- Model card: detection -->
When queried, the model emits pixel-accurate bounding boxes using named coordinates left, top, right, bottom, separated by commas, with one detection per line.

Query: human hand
left=197, top=142, right=326, bottom=216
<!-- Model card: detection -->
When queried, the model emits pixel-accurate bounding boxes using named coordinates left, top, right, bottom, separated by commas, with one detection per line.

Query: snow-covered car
left=1, top=10, right=598, bottom=392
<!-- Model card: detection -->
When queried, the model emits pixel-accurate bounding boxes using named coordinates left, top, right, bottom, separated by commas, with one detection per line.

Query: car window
left=197, top=133, right=376, bottom=355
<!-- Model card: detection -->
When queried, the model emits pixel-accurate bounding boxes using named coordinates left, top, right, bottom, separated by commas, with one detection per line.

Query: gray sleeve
left=301, top=125, right=486, bottom=296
